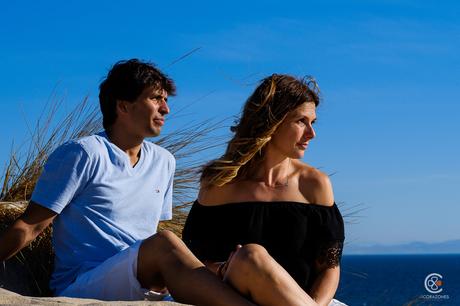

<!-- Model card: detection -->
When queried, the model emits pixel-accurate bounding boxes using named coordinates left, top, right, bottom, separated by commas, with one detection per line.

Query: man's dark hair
left=99, top=59, right=176, bottom=130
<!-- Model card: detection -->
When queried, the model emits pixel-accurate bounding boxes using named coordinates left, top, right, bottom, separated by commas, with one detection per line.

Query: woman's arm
left=203, top=245, right=242, bottom=279
left=299, top=167, right=343, bottom=305
left=309, top=266, right=340, bottom=306
left=203, top=260, right=224, bottom=274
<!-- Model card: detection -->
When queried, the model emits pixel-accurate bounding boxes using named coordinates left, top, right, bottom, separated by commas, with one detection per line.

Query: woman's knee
left=224, top=244, right=273, bottom=294
left=230, top=243, right=271, bottom=272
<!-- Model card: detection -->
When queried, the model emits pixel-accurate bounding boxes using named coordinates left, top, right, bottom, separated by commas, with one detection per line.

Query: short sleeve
left=160, top=155, right=175, bottom=221
left=31, top=141, right=92, bottom=214
left=313, top=204, right=345, bottom=269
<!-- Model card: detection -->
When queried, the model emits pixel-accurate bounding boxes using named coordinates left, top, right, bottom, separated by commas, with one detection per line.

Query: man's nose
left=159, top=100, right=169, bottom=115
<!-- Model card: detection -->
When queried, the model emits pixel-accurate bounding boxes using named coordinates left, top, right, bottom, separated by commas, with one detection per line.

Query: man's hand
left=0, top=201, right=57, bottom=261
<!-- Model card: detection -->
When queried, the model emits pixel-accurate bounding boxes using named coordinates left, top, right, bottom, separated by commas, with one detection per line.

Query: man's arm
left=0, top=201, right=57, bottom=261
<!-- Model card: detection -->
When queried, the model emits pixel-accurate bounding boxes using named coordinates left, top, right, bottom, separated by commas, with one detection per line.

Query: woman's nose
left=305, top=124, right=316, bottom=139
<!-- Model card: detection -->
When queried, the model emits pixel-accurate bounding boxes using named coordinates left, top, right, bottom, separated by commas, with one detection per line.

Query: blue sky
left=1, top=0, right=459, bottom=245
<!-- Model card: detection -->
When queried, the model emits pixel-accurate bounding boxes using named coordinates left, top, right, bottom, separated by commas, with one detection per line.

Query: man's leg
left=223, top=244, right=318, bottom=306
left=137, top=230, right=255, bottom=306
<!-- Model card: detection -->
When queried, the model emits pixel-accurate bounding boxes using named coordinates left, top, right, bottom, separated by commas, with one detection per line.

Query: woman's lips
left=297, top=143, right=308, bottom=150
left=154, top=118, right=165, bottom=126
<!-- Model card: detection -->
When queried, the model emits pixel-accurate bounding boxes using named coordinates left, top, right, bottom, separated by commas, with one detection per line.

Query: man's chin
left=142, top=128, right=161, bottom=138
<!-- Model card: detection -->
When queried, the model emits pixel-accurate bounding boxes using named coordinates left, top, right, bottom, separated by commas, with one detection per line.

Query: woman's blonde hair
left=202, top=74, right=320, bottom=187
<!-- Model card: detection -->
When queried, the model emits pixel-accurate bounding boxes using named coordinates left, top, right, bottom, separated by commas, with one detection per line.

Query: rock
left=0, top=288, right=192, bottom=305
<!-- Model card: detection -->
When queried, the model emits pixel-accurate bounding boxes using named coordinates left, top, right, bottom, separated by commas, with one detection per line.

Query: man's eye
left=151, top=96, right=167, bottom=103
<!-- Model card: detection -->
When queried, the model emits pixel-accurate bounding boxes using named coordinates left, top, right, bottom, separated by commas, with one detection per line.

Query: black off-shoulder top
left=182, top=200, right=345, bottom=292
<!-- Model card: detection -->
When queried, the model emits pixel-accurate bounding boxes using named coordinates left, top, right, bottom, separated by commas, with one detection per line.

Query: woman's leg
left=137, top=230, right=255, bottom=306
left=224, top=244, right=318, bottom=306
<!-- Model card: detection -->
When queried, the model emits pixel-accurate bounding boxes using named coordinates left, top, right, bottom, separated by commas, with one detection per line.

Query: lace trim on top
left=316, top=241, right=343, bottom=268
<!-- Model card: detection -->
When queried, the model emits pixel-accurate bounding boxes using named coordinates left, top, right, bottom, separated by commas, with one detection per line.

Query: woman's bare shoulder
left=294, top=160, right=335, bottom=206
left=197, top=180, right=237, bottom=206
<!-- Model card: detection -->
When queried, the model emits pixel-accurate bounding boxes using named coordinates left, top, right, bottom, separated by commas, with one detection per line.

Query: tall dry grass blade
left=1, top=94, right=104, bottom=202
left=165, top=47, right=202, bottom=68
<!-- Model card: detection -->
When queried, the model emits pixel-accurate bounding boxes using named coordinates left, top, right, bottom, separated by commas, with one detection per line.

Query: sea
left=335, top=254, right=460, bottom=306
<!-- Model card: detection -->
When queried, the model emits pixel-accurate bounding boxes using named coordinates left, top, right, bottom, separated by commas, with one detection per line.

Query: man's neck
left=105, top=128, right=143, bottom=166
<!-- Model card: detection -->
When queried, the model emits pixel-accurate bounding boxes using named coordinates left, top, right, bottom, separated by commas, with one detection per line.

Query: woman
left=182, top=74, right=345, bottom=306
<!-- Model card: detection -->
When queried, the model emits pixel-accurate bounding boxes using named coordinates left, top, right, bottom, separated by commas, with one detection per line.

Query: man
left=0, top=59, right=254, bottom=306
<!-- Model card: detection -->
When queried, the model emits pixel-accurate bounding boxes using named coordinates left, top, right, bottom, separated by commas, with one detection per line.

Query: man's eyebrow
left=151, top=93, right=167, bottom=99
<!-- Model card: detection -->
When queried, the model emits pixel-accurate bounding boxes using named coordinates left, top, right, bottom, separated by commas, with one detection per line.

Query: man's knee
left=138, top=230, right=186, bottom=277
left=138, top=231, right=182, bottom=290
left=141, top=230, right=183, bottom=255
left=154, top=230, right=182, bottom=245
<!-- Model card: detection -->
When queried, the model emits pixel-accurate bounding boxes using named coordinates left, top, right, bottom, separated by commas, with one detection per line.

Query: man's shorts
left=59, top=241, right=172, bottom=301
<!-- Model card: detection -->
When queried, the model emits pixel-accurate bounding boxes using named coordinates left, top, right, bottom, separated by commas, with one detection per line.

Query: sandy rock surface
left=0, top=288, right=192, bottom=305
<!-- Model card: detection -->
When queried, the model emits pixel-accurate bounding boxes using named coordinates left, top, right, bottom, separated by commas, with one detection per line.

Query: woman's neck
left=252, top=151, right=291, bottom=188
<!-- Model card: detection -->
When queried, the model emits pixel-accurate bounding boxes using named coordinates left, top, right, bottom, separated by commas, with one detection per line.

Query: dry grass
left=1, top=97, right=100, bottom=202
left=0, top=202, right=53, bottom=296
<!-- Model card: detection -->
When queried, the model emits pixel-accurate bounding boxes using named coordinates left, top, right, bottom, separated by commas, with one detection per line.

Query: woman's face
left=266, top=102, right=317, bottom=159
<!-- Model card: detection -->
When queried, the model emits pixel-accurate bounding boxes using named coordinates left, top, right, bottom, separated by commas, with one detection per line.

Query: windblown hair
left=99, top=59, right=176, bottom=130
left=202, top=74, right=320, bottom=187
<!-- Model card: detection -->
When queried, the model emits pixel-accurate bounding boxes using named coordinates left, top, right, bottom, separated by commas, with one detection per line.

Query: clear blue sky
left=1, top=0, right=459, bottom=245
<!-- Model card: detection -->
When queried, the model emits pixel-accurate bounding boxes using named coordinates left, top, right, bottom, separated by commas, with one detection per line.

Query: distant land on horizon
left=344, top=239, right=460, bottom=255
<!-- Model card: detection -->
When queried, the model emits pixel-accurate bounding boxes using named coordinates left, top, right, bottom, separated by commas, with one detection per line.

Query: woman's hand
left=218, top=244, right=242, bottom=279
left=204, top=244, right=243, bottom=280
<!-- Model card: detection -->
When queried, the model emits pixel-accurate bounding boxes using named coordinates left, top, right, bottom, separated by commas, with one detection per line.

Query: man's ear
left=116, top=100, right=130, bottom=115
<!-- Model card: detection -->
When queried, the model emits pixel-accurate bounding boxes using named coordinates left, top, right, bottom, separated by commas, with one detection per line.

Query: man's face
left=124, top=86, right=170, bottom=138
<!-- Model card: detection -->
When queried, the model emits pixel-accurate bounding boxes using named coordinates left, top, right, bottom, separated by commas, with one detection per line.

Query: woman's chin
left=289, top=151, right=305, bottom=159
